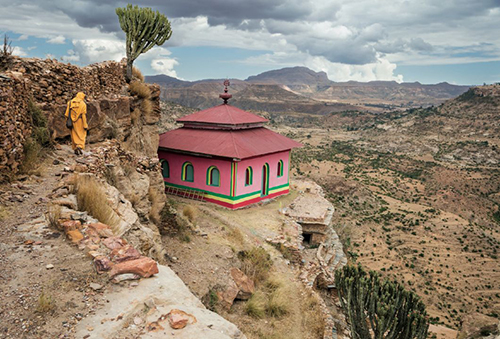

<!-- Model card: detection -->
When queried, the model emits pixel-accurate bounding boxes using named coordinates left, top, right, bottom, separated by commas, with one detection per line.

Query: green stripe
left=164, top=181, right=289, bottom=201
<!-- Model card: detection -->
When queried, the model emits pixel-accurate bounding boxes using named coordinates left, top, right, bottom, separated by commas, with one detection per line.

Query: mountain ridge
left=146, top=66, right=470, bottom=113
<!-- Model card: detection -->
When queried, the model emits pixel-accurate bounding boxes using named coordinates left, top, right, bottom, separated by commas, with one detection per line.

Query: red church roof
left=159, top=127, right=302, bottom=160
left=159, top=80, right=301, bottom=159
left=177, top=104, right=268, bottom=126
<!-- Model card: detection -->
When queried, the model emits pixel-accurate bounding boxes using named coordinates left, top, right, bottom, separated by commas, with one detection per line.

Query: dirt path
left=0, top=145, right=107, bottom=339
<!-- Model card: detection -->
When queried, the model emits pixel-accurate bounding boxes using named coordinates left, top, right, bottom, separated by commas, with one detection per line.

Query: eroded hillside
left=284, top=84, right=500, bottom=337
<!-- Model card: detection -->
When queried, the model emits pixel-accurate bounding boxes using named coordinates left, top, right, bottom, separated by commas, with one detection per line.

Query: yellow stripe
left=206, top=184, right=289, bottom=205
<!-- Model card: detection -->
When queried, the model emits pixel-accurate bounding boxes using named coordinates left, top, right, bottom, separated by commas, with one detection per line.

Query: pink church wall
left=235, top=150, right=290, bottom=196
left=158, top=150, right=232, bottom=195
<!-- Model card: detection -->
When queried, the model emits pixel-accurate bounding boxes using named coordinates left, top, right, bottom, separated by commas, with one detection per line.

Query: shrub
left=245, top=291, right=266, bottom=318
left=182, top=205, right=197, bottom=223
left=47, top=204, right=62, bottom=229
left=266, top=287, right=289, bottom=317
left=238, top=247, right=272, bottom=285
left=141, top=97, right=153, bottom=116
left=19, top=137, right=42, bottom=174
left=75, top=175, right=119, bottom=231
left=129, top=80, right=151, bottom=99
left=148, top=185, right=164, bottom=225
left=36, top=290, right=55, bottom=313
left=132, top=66, right=145, bottom=82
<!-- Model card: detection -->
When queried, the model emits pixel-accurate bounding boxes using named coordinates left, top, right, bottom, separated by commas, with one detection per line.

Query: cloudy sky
left=1, top=0, right=499, bottom=84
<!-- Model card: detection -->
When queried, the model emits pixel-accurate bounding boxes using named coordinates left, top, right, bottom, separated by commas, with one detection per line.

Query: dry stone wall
left=0, top=56, right=160, bottom=179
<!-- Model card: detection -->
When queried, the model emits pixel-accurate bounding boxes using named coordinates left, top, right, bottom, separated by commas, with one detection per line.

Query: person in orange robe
left=64, top=92, right=88, bottom=155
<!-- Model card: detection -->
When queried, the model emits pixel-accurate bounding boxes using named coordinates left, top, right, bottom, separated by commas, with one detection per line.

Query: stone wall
left=0, top=75, right=31, bottom=176
left=0, top=56, right=160, bottom=179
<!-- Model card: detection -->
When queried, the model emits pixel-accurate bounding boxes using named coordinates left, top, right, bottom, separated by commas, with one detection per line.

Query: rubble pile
left=48, top=186, right=159, bottom=283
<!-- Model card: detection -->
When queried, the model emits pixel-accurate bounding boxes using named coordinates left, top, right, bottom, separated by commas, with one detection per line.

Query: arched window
left=182, top=162, right=194, bottom=182
left=245, top=166, right=253, bottom=186
left=161, top=160, right=169, bottom=178
left=277, top=160, right=284, bottom=177
left=207, top=166, right=220, bottom=186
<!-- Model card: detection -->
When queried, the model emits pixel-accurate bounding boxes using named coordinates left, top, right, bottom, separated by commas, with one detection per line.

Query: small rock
left=133, top=316, right=143, bottom=325
left=111, top=273, right=141, bottom=283
left=89, top=283, right=103, bottom=291
left=167, top=309, right=197, bottom=330
left=46, top=264, right=54, bottom=269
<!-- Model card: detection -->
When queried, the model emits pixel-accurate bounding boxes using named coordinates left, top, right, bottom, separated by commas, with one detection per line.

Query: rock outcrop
left=0, top=56, right=161, bottom=179
left=75, top=265, right=247, bottom=339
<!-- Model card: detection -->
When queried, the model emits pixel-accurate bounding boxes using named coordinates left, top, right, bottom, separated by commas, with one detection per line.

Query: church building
left=158, top=81, right=302, bottom=209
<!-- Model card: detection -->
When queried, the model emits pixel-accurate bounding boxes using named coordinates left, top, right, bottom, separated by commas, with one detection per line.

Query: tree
left=116, top=4, right=172, bottom=82
left=335, top=264, right=429, bottom=339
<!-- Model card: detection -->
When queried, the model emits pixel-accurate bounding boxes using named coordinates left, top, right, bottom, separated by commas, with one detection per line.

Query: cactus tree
left=335, top=264, right=429, bottom=339
left=116, top=4, right=172, bottom=82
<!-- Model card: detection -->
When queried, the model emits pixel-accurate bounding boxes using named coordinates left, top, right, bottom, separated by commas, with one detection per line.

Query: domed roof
left=177, top=104, right=268, bottom=127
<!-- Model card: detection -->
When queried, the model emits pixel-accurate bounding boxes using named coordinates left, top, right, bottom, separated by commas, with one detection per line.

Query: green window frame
left=161, top=160, right=169, bottom=179
left=182, top=162, right=194, bottom=182
left=207, top=166, right=220, bottom=187
left=277, top=160, right=284, bottom=177
left=245, top=166, right=253, bottom=186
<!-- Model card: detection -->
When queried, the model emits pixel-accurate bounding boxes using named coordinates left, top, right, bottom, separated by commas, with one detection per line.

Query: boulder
left=108, top=256, right=159, bottom=278
left=109, top=244, right=141, bottom=263
left=230, top=268, right=255, bottom=300
left=75, top=265, right=247, bottom=339
left=217, top=283, right=239, bottom=310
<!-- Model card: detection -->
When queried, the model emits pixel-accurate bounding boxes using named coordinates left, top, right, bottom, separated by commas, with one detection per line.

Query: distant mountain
left=145, top=67, right=470, bottom=114
left=246, top=66, right=331, bottom=87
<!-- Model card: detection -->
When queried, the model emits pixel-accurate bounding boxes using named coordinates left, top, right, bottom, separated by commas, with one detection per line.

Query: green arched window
left=161, top=160, right=169, bottom=178
left=277, top=160, right=284, bottom=177
left=207, top=166, right=220, bottom=186
left=245, top=166, right=253, bottom=186
left=182, top=162, right=194, bottom=182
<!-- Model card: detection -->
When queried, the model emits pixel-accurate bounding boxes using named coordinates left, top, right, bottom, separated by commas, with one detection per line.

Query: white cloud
left=71, top=38, right=124, bottom=64
left=47, top=35, right=66, bottom=44
left=151, top=58, right=179, bottom=77
left=12, top=46, right=27, bottom=57
left=17, top=34, right=28, bottom=41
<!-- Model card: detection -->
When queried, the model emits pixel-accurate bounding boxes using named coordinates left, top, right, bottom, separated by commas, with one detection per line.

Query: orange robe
left=64, top=92, right=88, bottom=150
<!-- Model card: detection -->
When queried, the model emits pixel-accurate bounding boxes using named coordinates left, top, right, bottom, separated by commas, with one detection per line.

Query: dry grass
left=182, top=205, right=197, bottom=223
left=75, top=175, right=119, bottom=231
left=141, top=98, right=153, bottom=116
left=132, top=66, right=144, bottom=82
left=245, top=290, right=266, bottom=318
left=227, top=227, right=245, bottom=244
left=148, top=185, right=164, bottom=225
left=239, top=247, right=273, bottom=286
left=47, top=204, right=62, bottom=230
left=36, top=290, right=55, bottom=313
left=19, top=137, right=42, bottom=174
left=129, top=81, right=151, bottom=99
left=130, top=108, right=141, bottom=125
left=301, top=291, right=325, bottom=338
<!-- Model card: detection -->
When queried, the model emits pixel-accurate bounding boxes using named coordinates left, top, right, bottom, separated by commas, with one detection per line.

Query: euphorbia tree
left=116, top=4, right=172, bottom=82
